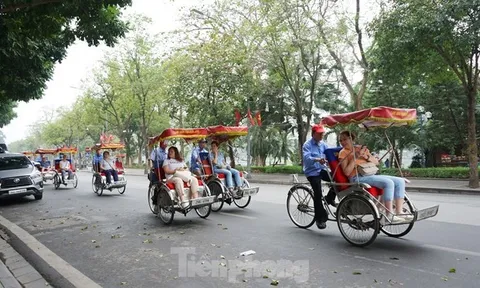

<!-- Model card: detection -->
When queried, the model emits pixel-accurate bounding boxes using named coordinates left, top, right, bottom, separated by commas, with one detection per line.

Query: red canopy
left=91, top=143, right=125, bottom=150
left=206, top=125, right=248, bottom=143
left=148, top=128, right=208, bottom=146
left=35, top=148, right=57, bottom=154
left=320, top=106, right=417, bottom=128
left=56, top=146, right=78, bottom=154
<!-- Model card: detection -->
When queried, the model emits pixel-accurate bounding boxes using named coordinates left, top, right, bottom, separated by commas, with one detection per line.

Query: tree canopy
left=0, top=0, right=131, bottom=127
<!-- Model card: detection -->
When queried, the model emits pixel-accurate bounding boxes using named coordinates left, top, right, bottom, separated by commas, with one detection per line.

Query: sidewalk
left=121, top=168, right=480, bottom=195
left=245, top=173, right=480, bottom=195
left=0, top=231, right=49, bottom=288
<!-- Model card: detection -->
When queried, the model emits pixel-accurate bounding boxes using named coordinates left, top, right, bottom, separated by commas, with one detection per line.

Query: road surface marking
left=423, top=244, right=480, bottom=257
left=218, top=212, right=257, bottom=220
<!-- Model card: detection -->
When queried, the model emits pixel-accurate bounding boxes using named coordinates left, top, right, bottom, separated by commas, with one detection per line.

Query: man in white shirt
left=59, top=155, right=73, bottom=184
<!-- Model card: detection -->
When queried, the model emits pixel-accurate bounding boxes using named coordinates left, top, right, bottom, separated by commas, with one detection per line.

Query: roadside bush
left=246, top=165, right=476, bottom=179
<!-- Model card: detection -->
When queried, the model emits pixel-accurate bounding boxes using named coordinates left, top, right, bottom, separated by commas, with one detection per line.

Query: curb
left=247, top=179, right=480, bottom=195
left=0, top=215, right=101, bottom=288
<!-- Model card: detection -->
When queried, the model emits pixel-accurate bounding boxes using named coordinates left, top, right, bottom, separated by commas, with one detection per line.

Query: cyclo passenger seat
left=324, top=147, right=384, bottom=197
left=153, top=167, right=204, bottom=190
left=199, top=152, right=214, bottom=177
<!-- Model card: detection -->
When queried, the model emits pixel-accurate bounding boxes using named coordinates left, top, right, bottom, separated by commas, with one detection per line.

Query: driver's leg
left=61, top=171, right=66, bottom=183
left=307, top=175, right=328, bottom=229
left=320, top=170, right=337, bottom=207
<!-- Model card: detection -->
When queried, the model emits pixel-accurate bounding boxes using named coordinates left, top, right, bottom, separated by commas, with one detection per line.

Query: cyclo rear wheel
left=286, top=185, right=315, bottom=229
left=336, top=194, right=380, bottom=247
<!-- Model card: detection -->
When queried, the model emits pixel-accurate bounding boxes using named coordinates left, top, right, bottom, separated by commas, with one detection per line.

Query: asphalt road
left=0, top=172, right=479, bottom=288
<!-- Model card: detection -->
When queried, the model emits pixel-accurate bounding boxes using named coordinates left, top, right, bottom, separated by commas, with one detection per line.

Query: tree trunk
left=227, top=140, right=236, bottom=168
left=467, top=88, right=479, bottom=188
left=297, top=122, right=307, bottom=166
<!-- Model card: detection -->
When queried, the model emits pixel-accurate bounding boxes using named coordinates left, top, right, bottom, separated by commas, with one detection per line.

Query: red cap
left=312, top=124, right=325, bottom=134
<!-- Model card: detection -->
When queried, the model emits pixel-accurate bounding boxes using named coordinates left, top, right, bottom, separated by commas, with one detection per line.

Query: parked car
left=0, top=146, right=44, bottom=201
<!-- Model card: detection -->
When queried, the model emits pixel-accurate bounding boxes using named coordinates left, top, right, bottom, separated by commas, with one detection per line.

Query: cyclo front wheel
left=157, top=188, right=174, bottom=225
left=195, top=186, right=212, bottom=219
left=336, top=194, right=380, bottom=247
left=233, top=180, right=252, bottom=208
left=286, top=185, right=315, bottom=229
left=380, top=197, right=415, bottom=238
left=207, top=180, right=224, bottom=212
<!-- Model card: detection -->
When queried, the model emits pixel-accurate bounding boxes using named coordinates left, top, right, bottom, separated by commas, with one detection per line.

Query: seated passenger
left=338, top=130, right=413, bottom=223
left=163, top=146, right=199, bottom=208
left=209, top=141, right=243, bottom=197
left=190, top=139, right=208, bottom=177
left=59, top=155, right=73, bottom=184
left=40, top=156, right=51, bottom=169
left=101, top=151, right=119, bottom=186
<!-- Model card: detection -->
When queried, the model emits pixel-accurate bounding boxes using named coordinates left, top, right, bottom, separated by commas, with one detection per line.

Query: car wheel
left=34, top=194, right=43, bottom=200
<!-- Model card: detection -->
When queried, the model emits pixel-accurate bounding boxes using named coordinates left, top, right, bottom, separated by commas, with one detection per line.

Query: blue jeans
left=351, top=175, right=405, bottom=201
left=214, top=168, right=242, bottom=188
left=104, top=169, right=119, bottom=184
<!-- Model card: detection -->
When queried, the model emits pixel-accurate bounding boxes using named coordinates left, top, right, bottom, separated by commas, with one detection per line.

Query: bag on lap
left=357, top=162, right=379, bottom=176
left=173, top=170, right=193, bottom=182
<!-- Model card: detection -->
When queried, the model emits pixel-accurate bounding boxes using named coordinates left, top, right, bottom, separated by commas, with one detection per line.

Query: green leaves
left=1, top=1, right=131, bottom=105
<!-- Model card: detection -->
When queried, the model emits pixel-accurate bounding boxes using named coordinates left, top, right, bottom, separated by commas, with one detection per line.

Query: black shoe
left=326, top=197, right=338, bottom=208
left=316, top=221, right=327, bottom=229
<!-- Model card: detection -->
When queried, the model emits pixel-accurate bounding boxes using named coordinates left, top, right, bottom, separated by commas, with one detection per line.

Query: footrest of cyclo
left=241, top=187, right=259, bottom=197
left=190, top=196, right=216, bottom=208
left=415, top=205, right=439, bottom=221
left=108, top=181, right=127, bottom=188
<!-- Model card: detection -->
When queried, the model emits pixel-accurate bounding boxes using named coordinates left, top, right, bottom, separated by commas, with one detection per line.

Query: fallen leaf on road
left=222, top=227, right=228, bottom=230
left=389, top=257, right=399, bottom=260
left=333, top=271, right=337, bottom=274
left=91, top=240, right=96, bottom=243
left=81, top=226, right=88, bottom=231
left=449, top=268, right=456, bottom=273
left=309, top=248, right=315, bottom=250
left=374, top=279, right=377, bottom=283
left=95, top=245, right=100, bottom=248
left=179, top=231, right=185, bottom=234
left=116, top=226, right=121, bottom=230
left=220, top=255, right=225, bottom=259
left=441, top=276, right=448, bottom=281
left=270, top=279, right=279, bottom=286
left=263, top=275, right=269, bottom=279
left=218, top=223, right=222, bottom=226
left=219, top=263, right=226, bottom=267
left=241, top=269, right=247, bottom=272
left=266, top=269, right=272, bottom=272
left=352, top=271, right=362, bottom=275
left=143, top=239, right=153, bottom=244
left=120, top=282, right=127, bottom=285
left=242, top=279, right=248, bottom=282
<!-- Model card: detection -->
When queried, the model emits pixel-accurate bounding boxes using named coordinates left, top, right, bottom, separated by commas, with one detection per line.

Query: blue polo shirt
left=93, top=154, right=103, bottom=165
left=190, top=146, right=208, bottom=170
left=302, top=138, right=328, bottom=177
left=150, top=148, right=167, bottom=168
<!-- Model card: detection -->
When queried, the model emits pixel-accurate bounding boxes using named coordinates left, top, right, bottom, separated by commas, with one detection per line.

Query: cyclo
left=91, top=141, right=127, bottom=196
left=198, top=125, right=260, bottom=212
left=52, top=146, right=79, bottom=189
left=34, top=148, right=57, bottom=183
left=147, top=128, right=216, bottom=224
left=286, top=106, right=440, bottom=247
